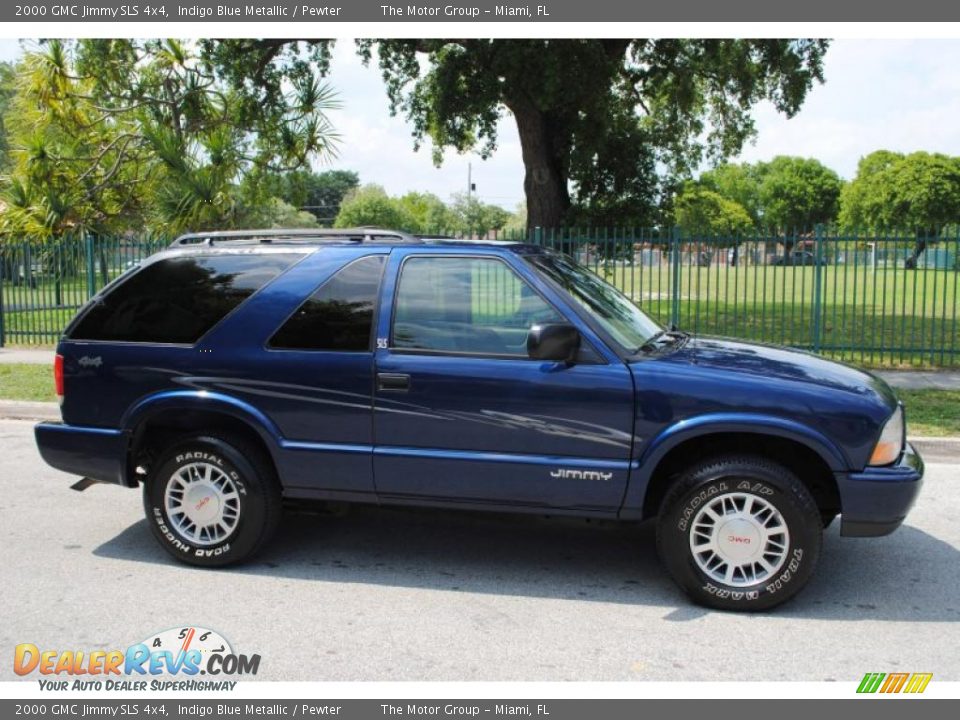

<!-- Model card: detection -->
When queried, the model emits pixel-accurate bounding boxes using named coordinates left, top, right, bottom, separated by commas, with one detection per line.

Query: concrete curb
left=1, top=399, right=957, bottom=462
left=0, top=400, right=60, bottom=422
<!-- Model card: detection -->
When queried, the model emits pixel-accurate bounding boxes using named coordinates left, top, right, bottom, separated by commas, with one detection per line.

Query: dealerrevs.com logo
left=13, top=626, right=260, bottom=691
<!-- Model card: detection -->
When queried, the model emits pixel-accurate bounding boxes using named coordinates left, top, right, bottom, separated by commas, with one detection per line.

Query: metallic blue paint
left=36, top=239, right=923, bottom=536
left=35, top=422, right=129, bottom=486
left=838, top=443, right=924, bottom=537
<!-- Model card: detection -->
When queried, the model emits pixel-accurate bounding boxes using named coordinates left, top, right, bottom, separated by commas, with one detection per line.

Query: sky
left=2, top=38, right=960, bottom=210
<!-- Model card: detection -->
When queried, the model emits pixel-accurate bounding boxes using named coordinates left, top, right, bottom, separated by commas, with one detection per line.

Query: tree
left=209, top=39, right=829, bottom=229
left=334, top=185, right=414, bottom=229
left=697, top=162, right=764, bottom=224
left=0, top=60, right=15, bottom=173
left=673, top=184, right=754, bottom=237
left=839, top=150, right=960, bottom=268
left=250, top=168, right=359, bottom=224
left=253, top=198, right=320, bottom=228
left=1, top=40, right=338, bottom=237
left=395, top=191, right=458, bottom=234
left=450, top=193, right=510, bottom=236
left=756, top=156, right=842, bottom=231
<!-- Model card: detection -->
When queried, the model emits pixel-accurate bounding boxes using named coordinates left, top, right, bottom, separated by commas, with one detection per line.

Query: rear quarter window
left=269, top=255, right=386, bottom=352
left=70, top=253, right=299, bottom=344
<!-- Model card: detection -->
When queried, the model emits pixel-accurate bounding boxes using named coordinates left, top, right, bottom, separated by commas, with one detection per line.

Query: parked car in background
left=772, top=250, right=826, bottom=266
left=35, top=228, right=923, bottom=611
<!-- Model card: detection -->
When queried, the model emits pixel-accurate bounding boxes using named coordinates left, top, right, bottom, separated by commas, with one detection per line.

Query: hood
left=659, top=336, right=899, bottom=408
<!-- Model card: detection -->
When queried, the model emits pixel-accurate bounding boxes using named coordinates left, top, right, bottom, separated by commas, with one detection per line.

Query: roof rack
left=170, top=227, right=420, bottom=247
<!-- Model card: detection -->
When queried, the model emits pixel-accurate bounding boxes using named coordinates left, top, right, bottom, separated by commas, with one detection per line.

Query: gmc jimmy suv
left=35, top=228, right=924, bottom=610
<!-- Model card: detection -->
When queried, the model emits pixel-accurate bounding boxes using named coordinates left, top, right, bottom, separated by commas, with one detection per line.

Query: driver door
left=372, top=250, right=636, bottom=512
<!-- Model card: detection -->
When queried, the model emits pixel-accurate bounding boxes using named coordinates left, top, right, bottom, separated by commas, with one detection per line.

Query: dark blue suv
left=35, top=228, right=924, bottom=610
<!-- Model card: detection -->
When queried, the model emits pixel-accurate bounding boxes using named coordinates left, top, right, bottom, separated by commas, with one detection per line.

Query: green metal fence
left=0, top=233, right=170, bottom=346
left=1, top=228, right=959, bottom=367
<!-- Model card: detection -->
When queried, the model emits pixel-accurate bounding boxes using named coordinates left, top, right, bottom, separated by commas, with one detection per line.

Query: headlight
left=869, top=405, right=904, bottom=466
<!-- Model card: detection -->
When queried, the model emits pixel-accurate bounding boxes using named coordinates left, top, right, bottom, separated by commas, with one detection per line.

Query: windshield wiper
left=637, top=328, right=689, bottom=354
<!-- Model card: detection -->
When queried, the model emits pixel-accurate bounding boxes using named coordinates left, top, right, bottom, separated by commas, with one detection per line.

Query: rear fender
left=120, top=390, right=284, bottom=479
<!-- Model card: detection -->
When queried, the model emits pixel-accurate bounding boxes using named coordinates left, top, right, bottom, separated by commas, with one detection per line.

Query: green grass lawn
left=0, top=363, right=57, bottom=402
left=899, top=389, right=960, bottom=437
left=0, top=362, right=956, bottom=437
left=598, top=264, right=960, bottom=368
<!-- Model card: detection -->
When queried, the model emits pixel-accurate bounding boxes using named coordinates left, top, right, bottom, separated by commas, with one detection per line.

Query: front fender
left=620, top=412, right=850, bottom=518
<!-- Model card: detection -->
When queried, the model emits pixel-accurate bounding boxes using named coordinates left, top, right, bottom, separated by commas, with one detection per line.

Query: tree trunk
left=904, top=232, right=931, bottom=270
left=506, top=96, right=570, bottom=233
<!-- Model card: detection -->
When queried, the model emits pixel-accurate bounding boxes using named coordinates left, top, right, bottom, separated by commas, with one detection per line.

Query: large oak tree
left=210, top=39, right=829, bottom=230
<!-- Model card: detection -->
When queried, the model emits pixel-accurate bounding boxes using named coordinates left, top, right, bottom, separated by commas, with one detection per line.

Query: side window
left=392, top=256, right=564, bottom=356
left=70, top=253, right=299, bottom=344
left=269, top=255, right=386, bottom=351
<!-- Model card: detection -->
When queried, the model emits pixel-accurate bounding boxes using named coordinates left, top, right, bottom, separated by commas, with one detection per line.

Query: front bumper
left=35, top=422, right=131, bottom=486
left=838, top=442, right=924, bottom=537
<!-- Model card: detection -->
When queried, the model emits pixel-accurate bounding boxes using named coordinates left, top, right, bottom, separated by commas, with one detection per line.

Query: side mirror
left=527, top=323, right=581, bottom=363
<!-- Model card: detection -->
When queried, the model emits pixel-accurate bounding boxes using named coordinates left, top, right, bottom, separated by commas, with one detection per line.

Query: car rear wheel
left=656, top=454, right=822, bottom=611
left=143, top=433, right=282, bottom=567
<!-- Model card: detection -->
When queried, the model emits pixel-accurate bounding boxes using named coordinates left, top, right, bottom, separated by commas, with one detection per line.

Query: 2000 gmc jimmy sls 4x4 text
left=35, top=228, right=924, bottom=610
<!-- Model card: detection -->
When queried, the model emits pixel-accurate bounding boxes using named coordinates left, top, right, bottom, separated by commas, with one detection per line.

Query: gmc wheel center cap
left=184, top=484, right=220, bottom=524
left=717, top=518, right=762, bottom=562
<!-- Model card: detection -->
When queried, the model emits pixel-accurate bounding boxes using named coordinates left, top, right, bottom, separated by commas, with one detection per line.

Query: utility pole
left=467, top=163, right=473, bottom=202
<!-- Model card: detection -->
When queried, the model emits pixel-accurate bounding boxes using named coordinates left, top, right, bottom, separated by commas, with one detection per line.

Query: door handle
left=377, top=373, right=411, bottom=392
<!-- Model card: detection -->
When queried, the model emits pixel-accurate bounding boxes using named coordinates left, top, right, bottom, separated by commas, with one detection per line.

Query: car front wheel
left=656, top=454, right=822, bottom=611
left=143, top=433, right=282, bottom=567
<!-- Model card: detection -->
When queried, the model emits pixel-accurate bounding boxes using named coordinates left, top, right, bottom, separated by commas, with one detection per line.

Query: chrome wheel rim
left=689, top=491, right=790, bottom=587
left=164, top=462, right=241, bottom=546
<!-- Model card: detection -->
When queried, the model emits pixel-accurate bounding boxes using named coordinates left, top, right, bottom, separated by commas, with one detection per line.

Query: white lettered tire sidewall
left=144, top=435, right=279, bottom=567
left=656, top=455, right=822, bottom=611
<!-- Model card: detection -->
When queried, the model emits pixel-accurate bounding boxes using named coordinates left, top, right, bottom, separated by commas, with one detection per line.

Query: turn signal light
left=869, top=406, right=904, bottom=466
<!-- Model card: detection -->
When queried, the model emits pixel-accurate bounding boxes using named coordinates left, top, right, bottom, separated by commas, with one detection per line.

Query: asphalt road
left=1, top=417, right=958, bottom=682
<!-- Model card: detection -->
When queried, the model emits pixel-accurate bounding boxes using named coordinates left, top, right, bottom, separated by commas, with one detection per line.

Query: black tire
left=656, top=454, right=822, bottom=611
left=143, top=433, right=282, bottom=567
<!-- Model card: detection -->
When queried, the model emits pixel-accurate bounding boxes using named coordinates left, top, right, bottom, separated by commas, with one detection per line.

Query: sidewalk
left=6, top=348, right=960, bottom=388
left=0, top=348, right=55, bottom=365
left=874, top=370, right=960, bottom=391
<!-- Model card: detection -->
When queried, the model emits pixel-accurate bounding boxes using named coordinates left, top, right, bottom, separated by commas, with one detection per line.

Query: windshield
left=525, top=250, right=662, bottom=351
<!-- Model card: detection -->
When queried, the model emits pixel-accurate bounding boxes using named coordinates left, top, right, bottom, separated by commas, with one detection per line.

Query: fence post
left=670, top=227, right=682, bottom=328
left=84, top=231, right=96, bottom=299
left=811, top=224, right=825, bottom=354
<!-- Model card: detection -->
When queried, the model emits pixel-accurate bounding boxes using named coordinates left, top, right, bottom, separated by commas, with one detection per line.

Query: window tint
left=269, top=255, right=385, bottom=351
left=71, top=253, right=299, bottom=344
left=392, top=256, right=563, bottom=356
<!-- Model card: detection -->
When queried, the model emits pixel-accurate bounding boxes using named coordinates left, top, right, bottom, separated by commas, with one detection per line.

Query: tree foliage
left=692, top=156, right=841, bottom=231
left=247, top=168, right=359, bottom=224
left=1, top=40, right=338, bottom=237
left=211, top=39, right=828, bottom=229
left=755, top=156, right=842, bottom=230
left=0, top=60, right=15, bottom=174
left=396, top=191, right=458, bottom=233
left=333, top=184, right=511, bottom=236
left=673, top=183, right=754, bottom=236
left=334, top=185, right=414, bottom=230
left=839, top=150, right=960, bottom=232
left=697, top=163, right=764, bottom=224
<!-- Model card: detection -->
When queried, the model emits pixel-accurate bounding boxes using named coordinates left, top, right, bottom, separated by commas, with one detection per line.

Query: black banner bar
left=3, top=0, right=960, bottom=23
